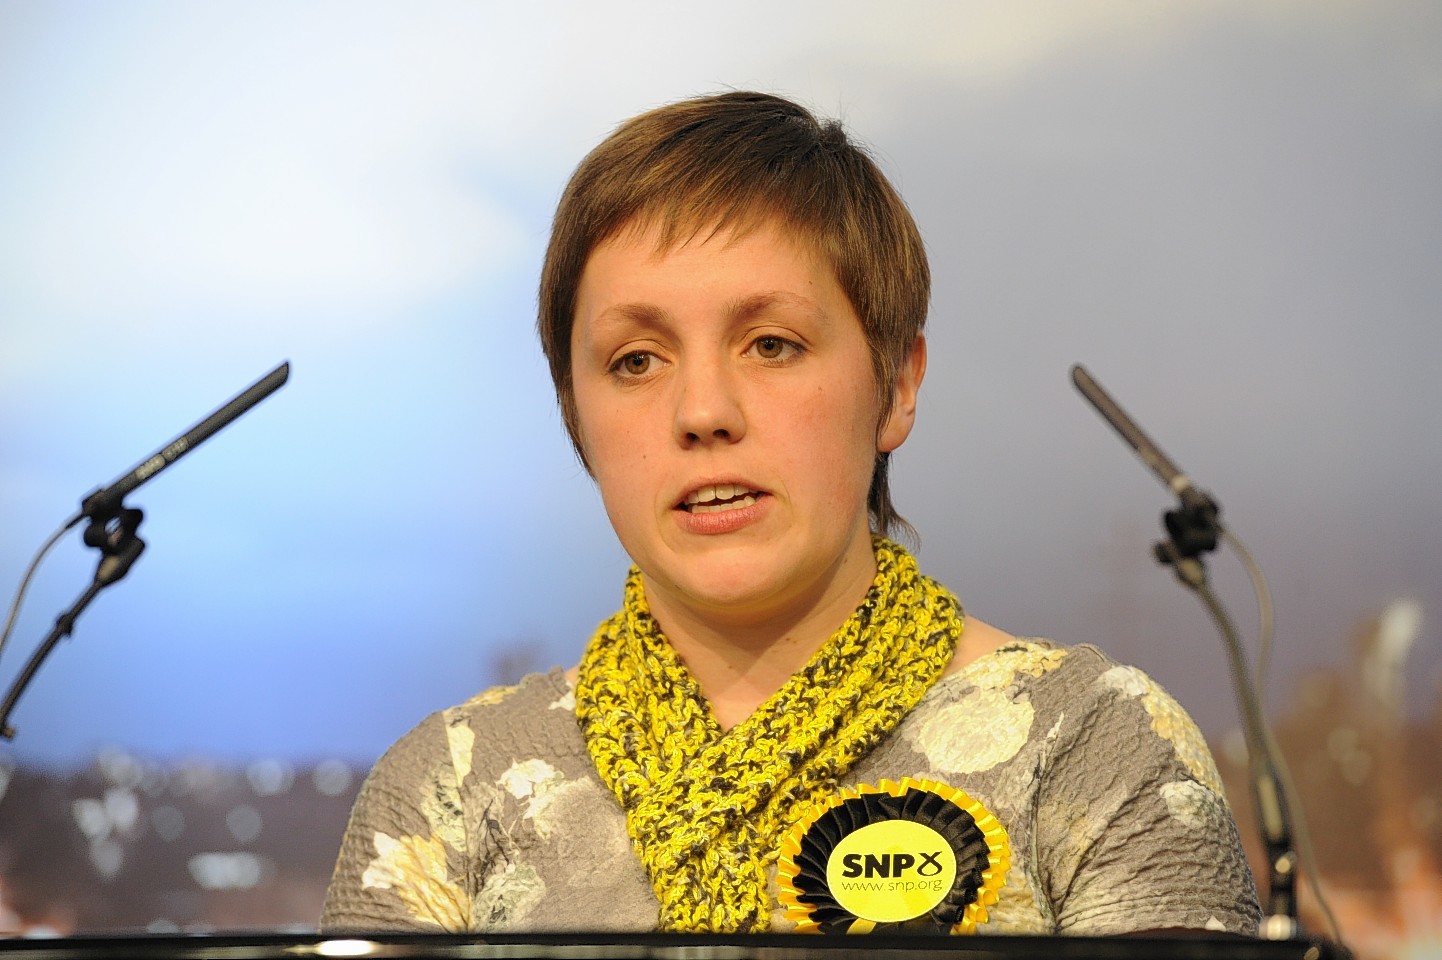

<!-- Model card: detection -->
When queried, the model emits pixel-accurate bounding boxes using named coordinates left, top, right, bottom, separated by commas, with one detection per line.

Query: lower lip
left=673, top=496, right=768, bottom=535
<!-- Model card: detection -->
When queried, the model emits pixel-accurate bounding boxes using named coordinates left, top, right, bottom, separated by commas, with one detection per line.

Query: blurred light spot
left=226, top=804, right=263, bottom=844
left=1294, top=674, right=1334, bottom=712
left=1221, top=727, right=1247, bottom=768
left=147, top=919, right=180, bottom=934
left=316, top=940, right=379, bottom=958
left=97, top=749, right=142, bottom=788
left=89, top=838, right=124, bottom=879
left=312, top=760, right=353, bottom=797
left=188, top=852, right=268, bottom=890
left=1326, top=726, right=1374, bottom=786
left=1399, top=937, right=1442, bottom=960
left=104, top=787, right=140, bottom=834
left=247, top=758, right=295, bottom=796
left=174, top=763, right=225, bottom=798
left=1340, top=750, right=1372, bottom=786
left=1392, top=847, right=1422, bottom=879
left=1326, top=727, right=1357, bottom=760
left=72, top=798, right=109, bottom=840
left=138, top=765, right=168, bottom=798
left=1413, top=796, right=1439, bottom=831
left=1378, top=598, right=1423, bottom=655
left=151, top=805, right=185, bottom=842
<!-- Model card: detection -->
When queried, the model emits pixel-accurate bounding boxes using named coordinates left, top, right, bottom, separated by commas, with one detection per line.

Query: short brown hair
left=538, top=91, right=929, bottom=538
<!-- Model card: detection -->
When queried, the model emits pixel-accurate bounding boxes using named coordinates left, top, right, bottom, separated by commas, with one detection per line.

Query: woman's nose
left=673, top=358, right=746, bottom=447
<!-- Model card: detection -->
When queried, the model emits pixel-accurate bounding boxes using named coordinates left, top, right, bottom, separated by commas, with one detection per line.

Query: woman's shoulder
left=933, top=626, right=1147, bottom=704
left=376, top=668, right=581, bottom=773
left=445, top=667, right=575, bottom=721
left=443, top=667, right=581, bottom=749
left=942, top=615, right=1015, bottom=675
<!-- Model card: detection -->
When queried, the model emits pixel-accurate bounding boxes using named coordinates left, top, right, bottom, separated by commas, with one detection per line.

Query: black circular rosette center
left=777, top=778, right=1009, bottom=935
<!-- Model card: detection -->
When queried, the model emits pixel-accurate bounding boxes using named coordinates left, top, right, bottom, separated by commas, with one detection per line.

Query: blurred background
left=1, top=1, right=1438, bottom=956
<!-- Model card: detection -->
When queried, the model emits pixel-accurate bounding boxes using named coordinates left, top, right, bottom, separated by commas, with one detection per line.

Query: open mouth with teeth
left=680, top=483, right=763, bottom=514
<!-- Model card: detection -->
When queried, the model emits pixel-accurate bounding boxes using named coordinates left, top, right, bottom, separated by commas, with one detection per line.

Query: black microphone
left=1070, top=364, right=1199, bottom=499
left=1071, top=363, right=1220, bottom=562
left=79, top=361, right=291, bottom=524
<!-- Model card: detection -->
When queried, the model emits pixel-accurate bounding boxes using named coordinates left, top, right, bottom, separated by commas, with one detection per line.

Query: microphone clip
left=1154, top=487, right=1222, bottom=568
left=81, top=503, right=147, bottom=588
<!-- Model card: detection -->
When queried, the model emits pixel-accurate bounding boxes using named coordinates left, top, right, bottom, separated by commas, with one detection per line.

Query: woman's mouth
left=680, top=484, right=763, bottom=514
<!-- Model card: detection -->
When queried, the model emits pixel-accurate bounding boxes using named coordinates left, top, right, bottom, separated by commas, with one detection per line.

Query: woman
left=321, top=91, right=1260, bottom=937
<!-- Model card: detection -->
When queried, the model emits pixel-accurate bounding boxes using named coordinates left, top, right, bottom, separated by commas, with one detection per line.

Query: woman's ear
left=878, top=334, right=927, bottom=454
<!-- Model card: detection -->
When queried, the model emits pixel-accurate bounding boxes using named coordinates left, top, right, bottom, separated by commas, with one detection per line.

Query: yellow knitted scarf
left=574, top=538, right=962, bottom=932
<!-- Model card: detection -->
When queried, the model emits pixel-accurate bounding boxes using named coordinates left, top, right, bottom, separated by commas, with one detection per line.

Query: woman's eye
left=752, top=337, right=795, bottom=361
left=615, top=352, right=654, bottom=376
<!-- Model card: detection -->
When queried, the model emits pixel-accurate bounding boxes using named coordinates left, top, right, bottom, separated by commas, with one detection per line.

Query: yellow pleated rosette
left=777, top=777, right=1009, bottom=935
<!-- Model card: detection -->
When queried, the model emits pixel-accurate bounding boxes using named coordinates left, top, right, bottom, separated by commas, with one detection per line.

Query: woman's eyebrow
left=589, top=301, right=670, bottom=336
left=586, top=291, right=827, bottom=344
left=726, top=291, right=827, bottom=325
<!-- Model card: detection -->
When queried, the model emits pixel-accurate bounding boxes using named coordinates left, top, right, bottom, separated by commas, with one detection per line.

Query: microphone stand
left=1071, top=365, right=1300, bottom=940
left=0, top=361, right=290, bottom=741
left=0, top=508, right=145, bottom=740
left=1155, top=492, right=1299, bottom=938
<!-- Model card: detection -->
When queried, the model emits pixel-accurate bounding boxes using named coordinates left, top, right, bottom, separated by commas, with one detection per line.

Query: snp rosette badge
left=778, top=777, right=1009, bottom=934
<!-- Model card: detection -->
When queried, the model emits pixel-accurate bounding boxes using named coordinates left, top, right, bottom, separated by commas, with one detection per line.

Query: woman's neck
left=645, top=547, right=879, bottom=730
left=662, top=618, right=826, bottom=731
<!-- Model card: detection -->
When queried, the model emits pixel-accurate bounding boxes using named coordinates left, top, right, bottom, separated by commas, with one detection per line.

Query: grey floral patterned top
left=321, top=641, right=1261, bottom=936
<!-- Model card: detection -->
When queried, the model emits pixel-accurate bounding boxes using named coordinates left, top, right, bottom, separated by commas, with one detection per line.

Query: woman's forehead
left=574, top=220, right=846, bottom=333
left=602, top=209, right=830, bottom=266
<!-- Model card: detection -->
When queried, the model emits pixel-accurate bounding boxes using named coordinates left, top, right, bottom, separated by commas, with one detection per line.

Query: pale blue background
left=2, top=0, right=1438, bottom=768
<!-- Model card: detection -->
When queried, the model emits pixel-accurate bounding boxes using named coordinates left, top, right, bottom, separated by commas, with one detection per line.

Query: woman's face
left=569, top=218, right=922, bottom=629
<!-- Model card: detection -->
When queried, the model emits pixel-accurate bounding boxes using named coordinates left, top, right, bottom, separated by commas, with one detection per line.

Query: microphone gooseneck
left=1070, top=363, right=1336, bottom=944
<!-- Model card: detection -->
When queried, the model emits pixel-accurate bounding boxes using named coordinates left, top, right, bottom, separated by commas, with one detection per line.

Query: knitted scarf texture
left=574, top=538, right=962, bottom=932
